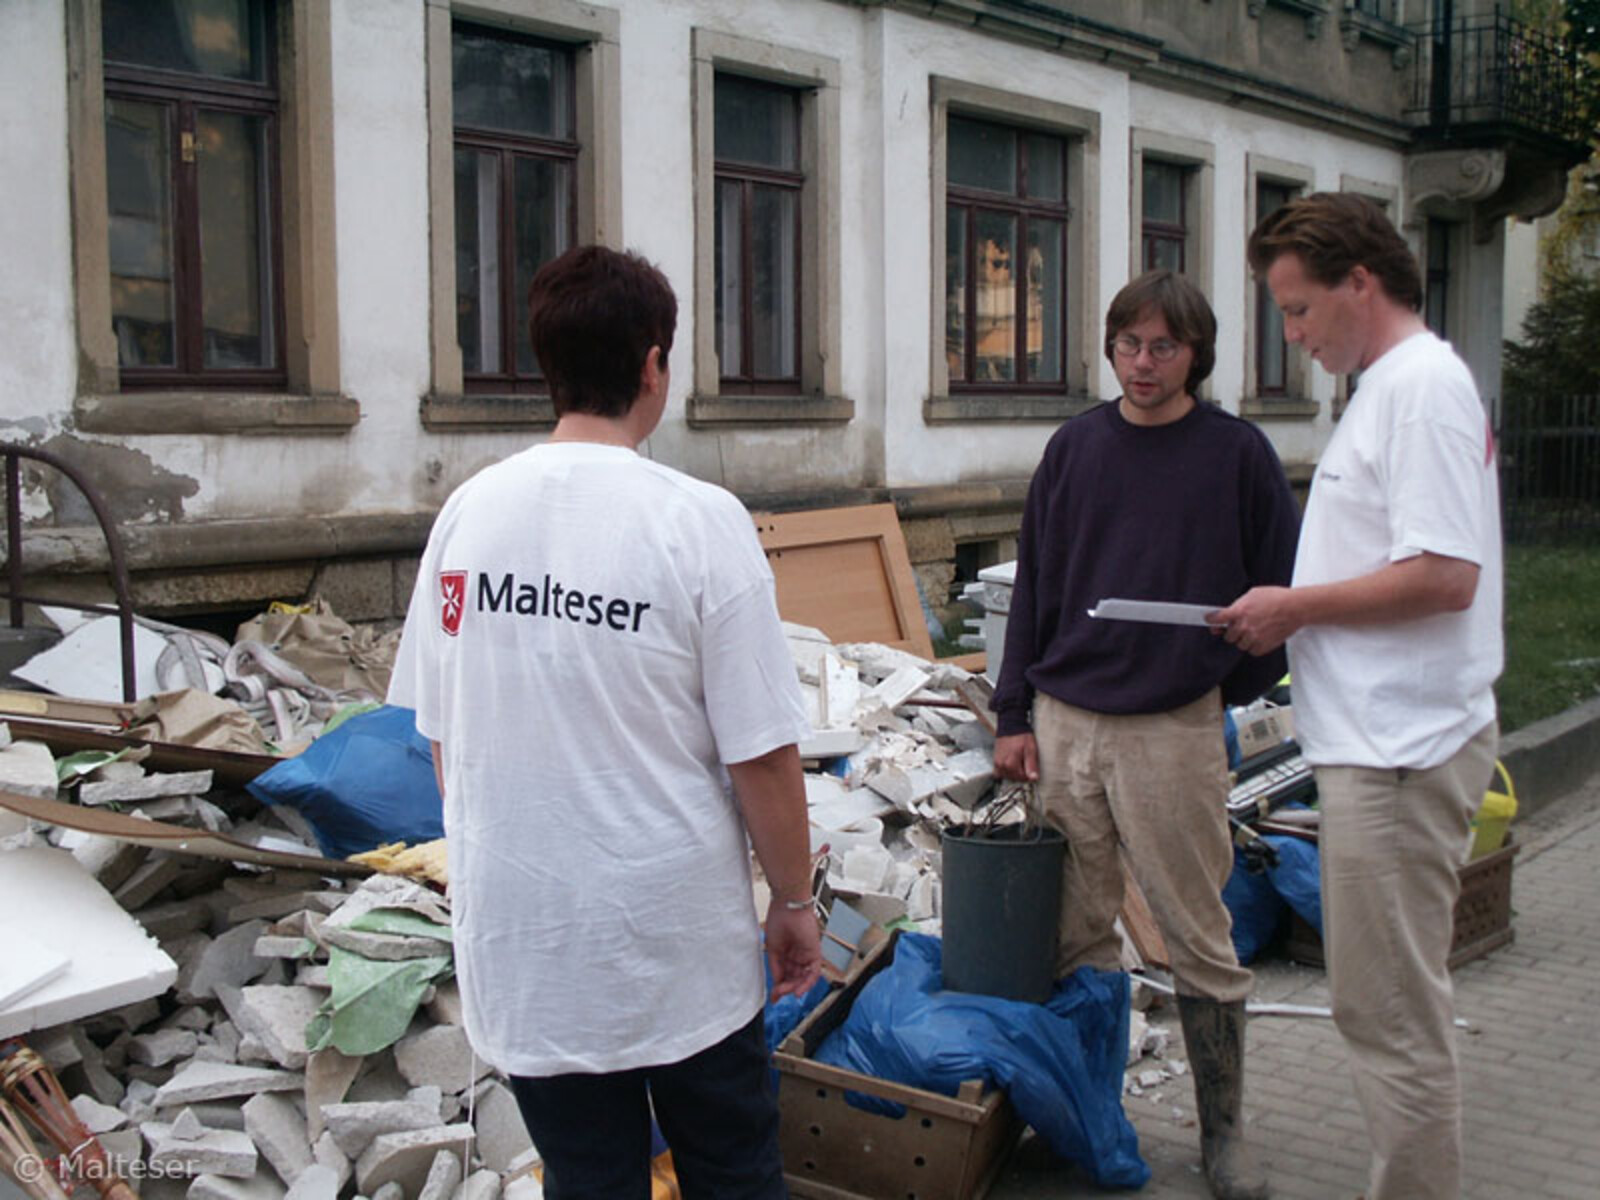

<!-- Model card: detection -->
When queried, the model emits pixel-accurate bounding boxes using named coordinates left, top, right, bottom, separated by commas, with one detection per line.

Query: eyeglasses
left=1111, top=335, right=1183, bottom=362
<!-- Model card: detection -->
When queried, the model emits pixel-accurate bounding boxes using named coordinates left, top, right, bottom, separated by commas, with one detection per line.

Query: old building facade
left=0, top=0, right=1588, bottom=633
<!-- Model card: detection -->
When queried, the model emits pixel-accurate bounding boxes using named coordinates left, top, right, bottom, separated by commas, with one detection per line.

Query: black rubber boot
left=1176, top=995, right=1271, bottom=1200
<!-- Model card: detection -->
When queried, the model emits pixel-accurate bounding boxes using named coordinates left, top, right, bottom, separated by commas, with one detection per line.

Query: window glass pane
left=1146, top=236, right=1184, bottom=274
left=945, top=205, right=968, bottom=382
left=1257, top=181, right=1292, bottom=392
left=1143, top=161, right=1184, bottom=225
left=455, top=148, right=502, bottom=375
left=715, top=178, right=745, bottom=376
left=106, top=98, right=176, bottom=367
left=973, top=211, right=1017, bottom=383
left=453, top=25, right=572, bottom=140
left=948, top=117, right=1017, bottom=195
left=103, top=0, right=266, bottom=82
left=1024, top=133, right=1063, bottom=202
left=1259, top=286, right=1286, bottom=391
left=714, top=76, right=798, bottom=170
left=197, top=110, right=271, bottom=368
left=512, top=156, right=572, bottom=376
left=1026, top=219, right=1063, bottom=383
left=750, top=184, right=798, bottom=379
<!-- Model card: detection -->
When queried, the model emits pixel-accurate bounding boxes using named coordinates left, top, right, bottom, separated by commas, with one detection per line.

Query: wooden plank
left=1119, top=855, right=1171, bottom=970
left=754, top=504, right=935, bottom=660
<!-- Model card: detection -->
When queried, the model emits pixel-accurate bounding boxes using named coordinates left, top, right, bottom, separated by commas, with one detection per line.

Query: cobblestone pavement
left=990, top=774, right=1600, bottom=1200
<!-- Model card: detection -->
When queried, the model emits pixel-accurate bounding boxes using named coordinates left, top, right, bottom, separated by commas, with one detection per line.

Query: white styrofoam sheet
left=13, top=617, right=169, bottom=701
left=0, top=846, right=177, bottom=1037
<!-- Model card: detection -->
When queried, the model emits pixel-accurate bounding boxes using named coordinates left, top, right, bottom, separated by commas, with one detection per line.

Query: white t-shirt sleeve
left=700, top=577, right=811, bottom=764
left=1384, top=373, right=1492, bottom=567
left=387, top=529, right=445, bottom=742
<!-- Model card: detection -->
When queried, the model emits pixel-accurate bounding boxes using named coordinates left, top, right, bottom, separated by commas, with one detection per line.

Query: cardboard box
left=1286, top=833, right=1518, bottom=970
left=774, top=934, right=1022, bottom=1200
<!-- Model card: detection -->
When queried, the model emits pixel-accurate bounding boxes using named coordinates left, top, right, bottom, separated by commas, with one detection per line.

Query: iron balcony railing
left=1406, top=8, right=1592, bottom=151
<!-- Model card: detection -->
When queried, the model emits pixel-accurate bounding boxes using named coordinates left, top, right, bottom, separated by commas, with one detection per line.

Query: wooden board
left=754, top=503, right=935, bottom=660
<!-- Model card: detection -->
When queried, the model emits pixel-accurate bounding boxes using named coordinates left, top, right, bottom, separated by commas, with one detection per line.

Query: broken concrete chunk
left=840, top=845, right=894, bottom=893
left=355, top=1126, right=475, bottom=1198
left=114, top=853, right=189, bottom=911
left=243, top=1092, right=313, bottom=1186
left=818, top=652, right=862, bottom=728
left=70, top=1093, right=128, bottom=1134
left=233, top=985, right=322, bottom=1069
left=501, top=1173, right=544, bottom=1200
left=81, top=770, right=214, bottom=806
left=423, top=980, right=464, bottom=1028
left=318, top=925, right=448, bottom=961
left=155, top=1061, right=304, bottom=1107
left=0, top=739, right=59, bottom=799
left=146, top=1118, right=258, bottom=1178
left=180, top=922, right=270, bottom=1004
left=469, top=1080, right=534, bottom=1174
left=156, top=1101, right=248, bottom=1133
left=418, top=1151, right=463, bottom=1200
left=227, top=891, right=347, bottom=925
left=860, top=664, right=931, bottom=715
left=281, top=1163, right=339, bottom=1200
left=311, top=1131, right=352, bottom=1193
left=798, top=727, right=866, bottom=758
left=171, top=1108, right=209, bottom=1141
left=393, top=1026, right=492, bottom=1094
left=323, top=1091, right=446, bottom=1160
left=372, top=1184, right=405, bottom=1200
left=130, top=1028, right=201, bottom=1068
left=454, top=1168, right=503, bottom=1200
left=304, top=1048, right=363, bottom=1140
left=187, top=1164, right=289, bottom=1200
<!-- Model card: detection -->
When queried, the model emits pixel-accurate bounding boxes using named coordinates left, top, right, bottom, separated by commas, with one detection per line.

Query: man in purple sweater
left=992, top=270, right=1298, bottom=1200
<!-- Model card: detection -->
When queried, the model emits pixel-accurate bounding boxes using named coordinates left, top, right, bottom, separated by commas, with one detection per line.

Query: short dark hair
left=1103, top=270, right=1217, bottom=396
left=1247, top=192, right=1422, bottom=312
left=527, top=245, right=678, bottom=418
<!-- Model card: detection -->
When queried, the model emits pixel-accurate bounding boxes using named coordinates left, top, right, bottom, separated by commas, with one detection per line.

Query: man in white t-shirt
left=1212, top=194, right=1501, bottom=1200
left=388, top=245, right=821, bottom=1200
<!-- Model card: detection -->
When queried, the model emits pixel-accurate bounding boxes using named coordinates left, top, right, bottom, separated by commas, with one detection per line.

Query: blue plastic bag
left=246, top=705, right=444, bottom=859
left=1223, top=815, right=1325, bottom=963
left=813, top=933, right=1149, bottom=1190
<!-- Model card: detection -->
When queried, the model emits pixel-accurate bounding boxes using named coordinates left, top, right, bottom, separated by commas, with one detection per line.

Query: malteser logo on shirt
left=440, top=571, right=466, bottom=636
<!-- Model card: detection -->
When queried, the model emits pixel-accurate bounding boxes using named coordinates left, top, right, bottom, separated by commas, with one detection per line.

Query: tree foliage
left=1503, top=268, right=1600, bottom=407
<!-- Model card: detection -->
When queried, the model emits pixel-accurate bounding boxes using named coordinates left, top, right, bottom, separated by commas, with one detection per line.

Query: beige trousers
left=1316, top=720, right=1498, bottom=1200
left=1032, top=689, right=1253, bottom=1003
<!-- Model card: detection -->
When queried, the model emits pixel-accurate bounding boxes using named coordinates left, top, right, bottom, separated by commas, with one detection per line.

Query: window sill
left=75, top=391, right=359, bottom=436
left=687, top=394, right=855, bottom=427
left=1240, top=397, right=1320, bottom=420
left=421, top=393, right=557, bottom=431
left=925, top=393, right=1098, bottom=423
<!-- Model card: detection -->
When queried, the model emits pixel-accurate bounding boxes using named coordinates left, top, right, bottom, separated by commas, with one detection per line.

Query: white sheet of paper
left=1087, top=598, right=1222, bottom=627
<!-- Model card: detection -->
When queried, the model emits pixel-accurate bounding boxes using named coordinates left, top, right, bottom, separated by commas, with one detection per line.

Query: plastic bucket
left=940, top=823, right=1065, bottom=1003
left=1469, top=760, right=1517, bottom=860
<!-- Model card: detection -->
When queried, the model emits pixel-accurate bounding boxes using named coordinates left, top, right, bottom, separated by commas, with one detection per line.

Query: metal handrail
left=1, top=443, right=137, bottom=701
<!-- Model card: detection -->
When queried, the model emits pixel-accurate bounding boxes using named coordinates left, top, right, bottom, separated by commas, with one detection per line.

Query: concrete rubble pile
left=0, top=614, right=1178, bottom=1200
left=0, top=744, right=536, bottom=1200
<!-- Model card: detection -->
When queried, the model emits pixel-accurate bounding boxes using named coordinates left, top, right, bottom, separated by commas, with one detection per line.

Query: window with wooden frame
left=1255, top=179, right=1296, bottom=398
left=452, top=22, right=577, bottom=394
left=101, top=0, right=283, bottom=390
left=1141, top=159, right=1188, bottom=274
left=944, top=115, right=1069, bottom=392
left=714, top=74, right=802, bottom=394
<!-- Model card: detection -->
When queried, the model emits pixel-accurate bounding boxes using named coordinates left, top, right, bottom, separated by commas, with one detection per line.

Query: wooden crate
left=774, top=935, right=1022, bottom=1200
left=1285, top=833, right=1518, bottom=970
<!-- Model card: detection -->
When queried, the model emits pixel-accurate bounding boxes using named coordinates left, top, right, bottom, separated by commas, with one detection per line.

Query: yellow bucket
left=1469, top=760, right=1517, bottom=860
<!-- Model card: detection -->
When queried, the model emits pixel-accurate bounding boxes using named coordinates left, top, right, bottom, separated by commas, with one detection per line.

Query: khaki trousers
left=1316, top=720, right=1498, bottom=1200
left=1032, top=690, right=1253, bottom=1003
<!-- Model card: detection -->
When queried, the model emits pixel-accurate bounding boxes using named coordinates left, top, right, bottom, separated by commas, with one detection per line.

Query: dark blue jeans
left=508, top=1011, right=786, bottom=1200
